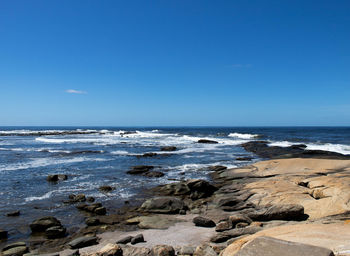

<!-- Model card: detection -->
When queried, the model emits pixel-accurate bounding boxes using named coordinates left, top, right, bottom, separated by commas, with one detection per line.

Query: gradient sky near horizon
left=0, top=0, right=349, bottom=126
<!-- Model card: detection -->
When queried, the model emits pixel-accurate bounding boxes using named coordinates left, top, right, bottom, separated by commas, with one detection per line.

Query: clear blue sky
left=0, top=0, right=349, bottom=126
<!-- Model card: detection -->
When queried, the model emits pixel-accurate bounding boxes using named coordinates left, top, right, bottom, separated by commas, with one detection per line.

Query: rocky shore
left=1, top=141, right=350, bottom=256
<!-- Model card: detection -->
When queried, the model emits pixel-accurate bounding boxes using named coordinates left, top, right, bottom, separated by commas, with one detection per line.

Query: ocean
left=0, top=126, right=350, bottom=241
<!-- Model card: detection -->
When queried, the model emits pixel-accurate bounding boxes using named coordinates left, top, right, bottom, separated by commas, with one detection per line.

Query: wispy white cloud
left=227, top=64, right=252, bottom=68
left=65, top=89, right=87, bottom=94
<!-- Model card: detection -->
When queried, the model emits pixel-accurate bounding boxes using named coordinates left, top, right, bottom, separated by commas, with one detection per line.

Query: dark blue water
left=0, top=126, right=349, bottom=242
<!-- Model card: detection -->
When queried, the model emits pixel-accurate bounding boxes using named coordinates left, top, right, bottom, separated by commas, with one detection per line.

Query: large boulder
left=186, top=179, right=218, bottom=200
left=193, top=216, right=216, bottom=227
left=151, top=245, right=175, bottom=256
left=140, top=197, right=185, bottom=214
left=234, top=236, right=334, bottom=256
left=250, top=204, right=306, bottom=221
left=30, top=216, right=62, bottom=232
left=68, top=236, right=99, bottom=249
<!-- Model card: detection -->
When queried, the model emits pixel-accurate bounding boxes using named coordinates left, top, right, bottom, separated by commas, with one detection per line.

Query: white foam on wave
left=305, top=143, right=350, bottom=155
left=268, top=141, right=350, bottom=155
left=228, top=132, right=260, bottom=139
left=110, top=150, right=130, bottom=155
left=0, top=157, right=110, bottom=172
left=268, top=141, right=295, bottom=147
left=0, top=147, right=71, bottom=153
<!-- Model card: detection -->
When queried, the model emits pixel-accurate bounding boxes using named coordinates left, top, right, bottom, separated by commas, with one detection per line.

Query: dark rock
left=193, top=216, right=216, bottom=227
left=142, top=152, right=158, bottom=157
left=186, top=179, right=218, bottom=200
left=68, top=194, right=86, bottom=203
left=87, top=196, right=95, bottom=202
left=85, top=217, right=100, bottom=226
left=210, top=226, right=262, bottom=243
left=234, top=236, right=334, bottom=256
left=6, top=211, right=20, bottom=217
left=140, top=197, right=185, bottom=214
left=47, top=174, right=68, bottom=182
left=94, top=207, right=107, bottom=215
left=116, top=235, right=133, bottom=244
left=151, top=245, right=175, bottom=256
left=241, top=141, right=350, bottom=160
left=30, top=216, right=62, bottom=232
left=250, top=204, right=307, bottom=221
left=236, top=157, right=253, bottom=161
left=143, top=171, right=165, bottom=178
left=197, top=139, right=219, bottom=144
left=45, top=226, right=66, bottom=239
left=208, top=165, right=227, bottom=172
left=160, top=146, right=177, bottom=151
left=76, top=203, right=88, bottom=210
left=130, top=234, right=145, bottom=245
left=0, top=229, right=8, bottom=239
left=68, top=236, right=99, bottom=249
left=127, top=165, right=154, bottom=175
left=99, top=186, right=115, bottom=193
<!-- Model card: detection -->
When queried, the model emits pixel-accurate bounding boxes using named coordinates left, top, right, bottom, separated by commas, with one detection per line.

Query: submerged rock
left=0, top=229, right=8, bottom=239
left=143, top=171, right=165, bottom=178
left=99, top=186, right=115, bottom=193
left=6, top=211, right=20, bottom=217
left=160, top=146, right=177, bottom=151
left=127, top=165, right=154, bottom=175
left=47, top=174, right=68, bottom=182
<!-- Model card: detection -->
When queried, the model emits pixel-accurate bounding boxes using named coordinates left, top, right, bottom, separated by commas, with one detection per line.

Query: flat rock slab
left=68, top=236, right=98, bottom=249
left=235, top=236, right=334, bottom=256
left=221, top=223, right=350, bottom=256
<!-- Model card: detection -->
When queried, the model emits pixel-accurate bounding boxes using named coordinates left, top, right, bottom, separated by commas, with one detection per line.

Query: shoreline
left=1, top=141, right=350, bottom=255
